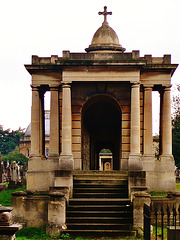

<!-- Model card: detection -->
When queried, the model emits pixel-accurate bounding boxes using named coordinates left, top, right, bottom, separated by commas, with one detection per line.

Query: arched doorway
left=99, top=149, right=113, bottom=171
left=81, top=95, right=122, bottom=170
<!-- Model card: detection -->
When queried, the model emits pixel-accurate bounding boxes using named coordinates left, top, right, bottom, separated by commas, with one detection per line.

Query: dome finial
left=98, top=6, right=112, bottom=23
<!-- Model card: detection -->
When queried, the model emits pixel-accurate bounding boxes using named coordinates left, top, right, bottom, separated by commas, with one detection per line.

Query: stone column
left=159, top=91, right=163, bottom=155
left=49, top=86, right=60, bottom=157
left=129, top=83, right=142, bottom=170
left=143, top=86, right=153, bottom=155
left=59, top=83, right=73, bottom=171
left=30, top=86, right=41, bottom=157
left=161, top=86, right=172, bottom=156
left=39, top=89, right=45, bottom=157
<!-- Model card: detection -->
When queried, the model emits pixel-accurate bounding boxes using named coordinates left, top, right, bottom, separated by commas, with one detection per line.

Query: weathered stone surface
left=13, top=6, right=178, bottom=236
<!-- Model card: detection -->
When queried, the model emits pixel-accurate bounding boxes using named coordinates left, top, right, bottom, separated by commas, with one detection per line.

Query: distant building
left=19, top=111, right=50, bottom=158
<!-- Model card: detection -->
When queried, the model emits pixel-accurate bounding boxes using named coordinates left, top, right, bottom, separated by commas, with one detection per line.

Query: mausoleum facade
left=12, top=6, right=178, bottom=236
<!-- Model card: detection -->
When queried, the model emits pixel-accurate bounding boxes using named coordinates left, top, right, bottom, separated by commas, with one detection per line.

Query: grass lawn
left=0, top=185, right=26, bottom=206
left=15, top=228, right=143, bottom=239
left=176, top=182, right=180, bottom=191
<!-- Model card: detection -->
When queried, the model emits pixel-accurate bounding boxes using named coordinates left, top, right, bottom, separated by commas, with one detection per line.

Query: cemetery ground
left=1, top=185, right=180, bottom=240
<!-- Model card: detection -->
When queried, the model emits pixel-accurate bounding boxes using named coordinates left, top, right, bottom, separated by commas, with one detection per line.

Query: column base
left=59, top=154, right=74, bottom=171
left=27, top=156, right=59, bottom=191
left=128, top=154, right=142, bottom=170
left=143, top=154, right=175, bottom=191
left=142, top=154, right=155, bottom=171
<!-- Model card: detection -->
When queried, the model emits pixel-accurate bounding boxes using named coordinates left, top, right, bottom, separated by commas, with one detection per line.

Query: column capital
left=144, top=87, right=153, bottom=92
left=62, top=83, right=71, bottom=89
left=49, top=85, right=60, bottom=91
left=31, top=85, right=40, bottom=91
left=143, top=84, right=153, bottom=89
left=164, top=85, right=172, bottom=91
left=131, top=82, right=140, bottom=88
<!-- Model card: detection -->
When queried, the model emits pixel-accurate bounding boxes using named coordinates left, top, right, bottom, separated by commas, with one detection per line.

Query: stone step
left=73, top=187, right=127, bottom=193
left=62, top=229, right=136, bottom=238
left=66, top=216, right=132, bottom=224
left=63, top=170, right=133, bottom=238
left=69, top=198, right=131, bottom=205
left=73, top=170, right=128, bottom=175
left=73, top=183, right=127, bottom=188
left=66, top=210, right=132, bottom=218
left=73, top=192, right=127, bottom=198
left=67, top=205, right=132, bottom=212
left=74, top=175, right=128, bottom=180
left=74, top=179, right=128, bottom=185
left=66, top=223, right=131, bottom=230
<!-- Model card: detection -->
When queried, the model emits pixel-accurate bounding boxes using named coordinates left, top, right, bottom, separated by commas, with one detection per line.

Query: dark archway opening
left=82, top=95, right=122, bottom=170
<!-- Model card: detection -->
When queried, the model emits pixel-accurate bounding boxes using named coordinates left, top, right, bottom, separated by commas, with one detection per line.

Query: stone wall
left=11, top=192, right=49, bottom=228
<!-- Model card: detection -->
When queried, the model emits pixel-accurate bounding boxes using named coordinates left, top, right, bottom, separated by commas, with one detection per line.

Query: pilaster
left=129, top=83, right=142, bottom=170
left=143, top=86, right=153, bottom=156
left=30, top=86, right=44, bottom=158
left=59, top=83, right=73, bottom=171
left=161, top=86, right=172, bottom=156
left=49, top=86, right=60, bottom=157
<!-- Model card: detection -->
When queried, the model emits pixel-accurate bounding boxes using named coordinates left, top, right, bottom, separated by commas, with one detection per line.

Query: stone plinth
left=46, top=192, right=66, bottom=236
left=143, top=156, right=176, bottom=192
left=0, top=205, right=22, bottom=240
left=132, top=192, right=151, bottom=235
left=11, top=191, right=48, bottom=228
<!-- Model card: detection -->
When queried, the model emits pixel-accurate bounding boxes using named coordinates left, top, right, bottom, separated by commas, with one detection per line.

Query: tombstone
left=0, top=205, right=22, bottom=240
left=10, top=161, right=18, bottom=184
left=6, top=161, right=11, bottom=182
left=16, top=163, right=21, bottom=183
left=20, top=164, right=27, bottom=184
left=0, top=153, right=6, bottom=191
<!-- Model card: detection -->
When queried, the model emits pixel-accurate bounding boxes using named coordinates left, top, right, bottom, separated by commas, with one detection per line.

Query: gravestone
left=0, top=205, right=22, bottom=240
left=0, top=153, right=5, bottom=191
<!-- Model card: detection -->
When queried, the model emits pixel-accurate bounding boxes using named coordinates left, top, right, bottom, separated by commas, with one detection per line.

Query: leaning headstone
left=6, top=162, right=11, bottom=182
left=0, top=153, right=6, bottom=191
left=8, top=162, right=18, bottom=189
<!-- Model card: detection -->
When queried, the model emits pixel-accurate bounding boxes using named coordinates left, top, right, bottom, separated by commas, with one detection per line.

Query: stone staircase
left=63, top=171, right=135, bottom=238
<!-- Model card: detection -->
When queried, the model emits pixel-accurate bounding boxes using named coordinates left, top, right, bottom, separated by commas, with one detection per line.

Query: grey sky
left=0, top=0, right=179, bottom=134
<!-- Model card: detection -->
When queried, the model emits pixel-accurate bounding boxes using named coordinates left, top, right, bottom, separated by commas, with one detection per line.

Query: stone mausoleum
left=12, top=6, right=178, bottom=237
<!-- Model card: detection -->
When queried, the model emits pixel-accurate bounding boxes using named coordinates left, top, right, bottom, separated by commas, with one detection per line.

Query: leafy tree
left=172, top=84, right=180, bottom=168
left=2, top=147, right=28, bottom=166
left=0, top=127, right=24, bottom=155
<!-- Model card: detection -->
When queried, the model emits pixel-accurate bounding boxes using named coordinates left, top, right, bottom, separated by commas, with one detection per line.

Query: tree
left=172, top=84, right=180, bottom=168
left=2, top=147, right=28, bottom=166
left=0, top=127, right=24, bottom=155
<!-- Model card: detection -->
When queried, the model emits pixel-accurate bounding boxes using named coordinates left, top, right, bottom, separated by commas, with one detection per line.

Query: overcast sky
left=0, top=0, right=179, bottom=134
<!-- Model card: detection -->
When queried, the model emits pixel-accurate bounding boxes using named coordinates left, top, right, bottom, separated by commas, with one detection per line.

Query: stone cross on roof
left=98, top=6, right=112, bottom=23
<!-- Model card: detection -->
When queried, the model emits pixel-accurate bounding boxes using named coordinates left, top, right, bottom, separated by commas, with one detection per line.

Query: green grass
left=150, top=182, right=180, bottom=197
left=0, top=185, right=26, bottom=206
left=15, top=227, right=142, bottom=240
left=152, top=226, right=167, bottom=240
left=150, top=191, right=168, bottom=197
left=176, top=182, right=180, bottom=191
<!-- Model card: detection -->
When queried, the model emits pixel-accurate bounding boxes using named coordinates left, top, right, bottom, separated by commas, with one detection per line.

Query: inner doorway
left=99, top=148, right=113, bottom=171
left=81, top=95, right=122, bottom=170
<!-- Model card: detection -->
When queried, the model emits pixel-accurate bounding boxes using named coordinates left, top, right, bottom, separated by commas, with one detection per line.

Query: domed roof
left=85, top=6, right=125, bottom=53
left=24, top=111, right=50, bottom=137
